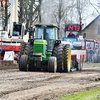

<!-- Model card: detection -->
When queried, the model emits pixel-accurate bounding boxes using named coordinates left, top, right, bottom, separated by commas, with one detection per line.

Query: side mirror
left=83, top=33, right=86, bottom=38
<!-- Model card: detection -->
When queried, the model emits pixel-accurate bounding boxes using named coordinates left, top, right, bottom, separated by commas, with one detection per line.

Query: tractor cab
left=34, top=23, right=59, bottom=51
left=34, top=23, right=58, bottom=40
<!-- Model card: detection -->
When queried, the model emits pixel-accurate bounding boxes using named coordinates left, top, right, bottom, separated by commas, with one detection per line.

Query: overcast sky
left=86, top=0, right=100, bottom=25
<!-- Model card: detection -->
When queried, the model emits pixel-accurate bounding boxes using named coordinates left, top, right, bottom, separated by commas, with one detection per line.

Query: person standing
left=67, top=32, right=75, bottom=38
left=89, top=47, right=95, bottom=63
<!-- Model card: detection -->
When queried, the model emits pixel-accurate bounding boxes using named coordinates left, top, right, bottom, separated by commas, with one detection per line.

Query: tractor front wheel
left=19, top=55, right=28, bottom=71
left=48, top=57, right=57, bottom=73
left=25, top=42, right=33, bottom=57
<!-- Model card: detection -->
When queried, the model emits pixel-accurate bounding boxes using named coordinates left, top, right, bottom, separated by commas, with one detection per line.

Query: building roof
left=82, top=15, right=100, bottom=31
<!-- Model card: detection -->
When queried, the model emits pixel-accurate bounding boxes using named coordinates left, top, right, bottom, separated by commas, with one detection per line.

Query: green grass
left=57, top=88, right=100, bottom=100
left=83, top=63, right=100, bottom=67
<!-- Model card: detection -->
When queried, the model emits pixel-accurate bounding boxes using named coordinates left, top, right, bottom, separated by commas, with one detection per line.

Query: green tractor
left=18, top=23, right=71, bottom=73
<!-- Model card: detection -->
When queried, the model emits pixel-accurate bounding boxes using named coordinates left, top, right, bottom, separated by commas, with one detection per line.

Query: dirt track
left=0, top=63, right=100, bottom=100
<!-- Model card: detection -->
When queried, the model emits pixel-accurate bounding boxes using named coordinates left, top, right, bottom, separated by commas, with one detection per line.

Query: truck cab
left=9, top=22, right=26, bottom=40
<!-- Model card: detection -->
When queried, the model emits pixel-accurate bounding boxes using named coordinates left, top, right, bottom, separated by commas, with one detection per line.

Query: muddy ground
left=0, top=63, right=100, bottom=100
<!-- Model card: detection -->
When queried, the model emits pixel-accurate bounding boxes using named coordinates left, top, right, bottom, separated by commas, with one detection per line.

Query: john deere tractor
left=18, top=23, right=71, bottom=73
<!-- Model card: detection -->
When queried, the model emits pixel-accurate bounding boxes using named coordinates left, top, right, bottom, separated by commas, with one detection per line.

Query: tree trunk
left=39, top=0, right=41, bottom=23
left=19, top=0, right=24, bottom=23
left=58, top=0, right=62, bottom=38
left=5, top=0, right=8, bottom=30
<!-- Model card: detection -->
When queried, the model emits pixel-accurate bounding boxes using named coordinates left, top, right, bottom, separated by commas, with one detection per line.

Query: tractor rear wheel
left=25, top=42, right=33, bottom=57
left=63, top=44, right=71, bottom=72
left=19, top=42, right=26, bottom=59
left=48, top=57, right=57, bottom=73
left=52, top=44, right=64, bottom=72
left=19, top=55, right=28, bottom=71
left=25, top=42, right=35, bottom=71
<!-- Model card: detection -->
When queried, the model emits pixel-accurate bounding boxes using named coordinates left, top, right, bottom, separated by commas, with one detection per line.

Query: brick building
left=81, top=15, right=100, bottom=41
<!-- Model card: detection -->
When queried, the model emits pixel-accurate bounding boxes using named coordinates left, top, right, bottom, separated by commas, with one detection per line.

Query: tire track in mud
left=1, top=72, right=100, bottom=97
left=0, top=65, right=100, bottom=100
left=0, top=72, right=62, bottom=96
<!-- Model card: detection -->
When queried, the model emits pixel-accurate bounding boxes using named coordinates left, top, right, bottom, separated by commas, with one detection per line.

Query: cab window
left=34, top=27, right=43, bottom=39
left=46, top=27, right=55, bottom=39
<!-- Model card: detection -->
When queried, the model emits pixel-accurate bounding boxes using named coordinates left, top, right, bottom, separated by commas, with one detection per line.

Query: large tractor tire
left=52, top=43, right=64, bottom=72
left=25, top=42, right=35, bottom=71
left=63, top=44, right=71, bottom=72
left=25, top=42, right=33, bottom=57
left=48, top=57, right=57, bottom=73
left=19, top=42, right=26, bottom=59
left=19, top=55, right=28, bottom=71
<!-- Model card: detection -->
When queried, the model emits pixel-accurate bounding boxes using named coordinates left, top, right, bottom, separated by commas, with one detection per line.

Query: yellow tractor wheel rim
left=23, top=49, right=25, bottom=55
left=68, top=48, right=71, bottom=71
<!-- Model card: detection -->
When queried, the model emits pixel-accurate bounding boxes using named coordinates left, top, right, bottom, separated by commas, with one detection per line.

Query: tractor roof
left=13, top=22, right=22, bottom=25
left=35, top=23, right=58, bottom=27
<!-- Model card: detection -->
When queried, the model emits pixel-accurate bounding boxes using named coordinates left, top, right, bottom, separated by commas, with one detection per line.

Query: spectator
left=89, top=47, right=95, bottom=63
left=67, top=32, right=75, bottom=38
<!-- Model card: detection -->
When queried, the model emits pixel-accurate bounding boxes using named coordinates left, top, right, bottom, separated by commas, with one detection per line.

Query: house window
left=98, top=25, right=100, bottom=35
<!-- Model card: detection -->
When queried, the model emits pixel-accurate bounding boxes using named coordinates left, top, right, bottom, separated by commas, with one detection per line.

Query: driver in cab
left=67, top=31, right=75, bottom=38
left=46, top=29, right=54, bottom=39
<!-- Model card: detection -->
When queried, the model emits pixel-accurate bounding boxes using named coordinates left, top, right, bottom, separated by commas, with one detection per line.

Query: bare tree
left=38, top=0, right=42, bottom=23
left=0, top=0, right=10, bottom=30
left=51, top=0, right=71, bottom=37
left=18, top=0, right=40, bottom=29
